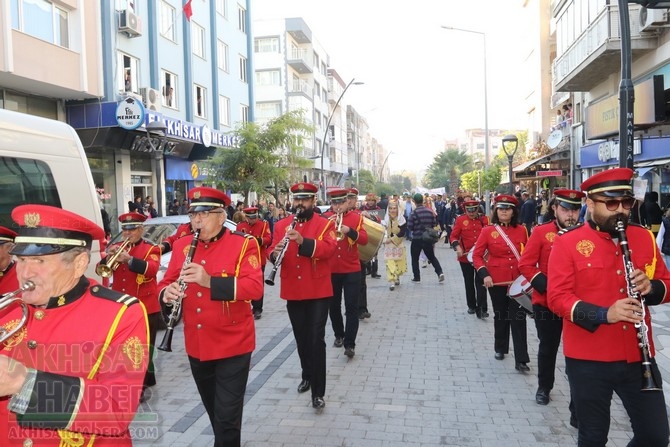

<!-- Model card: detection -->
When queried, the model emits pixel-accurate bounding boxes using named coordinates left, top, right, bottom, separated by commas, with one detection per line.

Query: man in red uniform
left=0, top=204, right=148, bottom=447
left=102, top=212, right=161, bottom=402
left=326, top=188, right=368, bottom=358
left=160, top=221, right=194, bottom=254
left=237, top=206, right=271, bottom=319
left=0, top=227, right=19, bottom=295
left=268, top=182, right=336, bottom=410
left=159, top=187, right=263, bottom=446
left=450, top=199, right=490, bottom=318
left=548, top=168, right=670, bottom=445
left=518, top=189, right=583, bottom=416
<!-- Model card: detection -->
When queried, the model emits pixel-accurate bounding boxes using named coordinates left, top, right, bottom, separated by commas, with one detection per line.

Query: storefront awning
left=635, top=158, right=670, bottom=168
left=513, top=149, right=570, bottom=173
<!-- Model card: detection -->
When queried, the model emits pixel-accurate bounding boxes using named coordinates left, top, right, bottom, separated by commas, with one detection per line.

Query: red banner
left=537, top=170, right=563, bottom=177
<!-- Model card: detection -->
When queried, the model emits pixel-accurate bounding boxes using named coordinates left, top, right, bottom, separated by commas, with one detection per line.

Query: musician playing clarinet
left=159, top=186, right=263, bottom=447
left=267, top=182, right=336, bottom=411
left=547, top=168, right=670, bottom=446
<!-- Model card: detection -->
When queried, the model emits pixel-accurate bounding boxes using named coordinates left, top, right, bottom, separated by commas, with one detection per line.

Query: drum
left=508, top=275, right=533, bottom=313
left=359, top=218, right=385, bottom=262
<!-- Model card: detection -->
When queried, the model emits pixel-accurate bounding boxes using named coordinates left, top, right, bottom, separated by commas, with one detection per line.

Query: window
left=313, top=52, right=319, bottom=68
left=192, top=22, right=205, bottom=59
left=12, top=0, right=69, bottom=48
left=216, top=0, right=226, bottom=17
left=240, top=105, right=249, bottom=124
left=256, top=102, right=281, bottom=121
left=217, top=40, right=229, bottom=72
left=255, top=70, right=280, bottom=86
left=194, top=85, right=206, bottom=118
left=161, top=70, right=177, bottom=109
left=254, top=37, right=279, bottom=53
left=238, top=5, right=246, bottom=33
left=314, top=81, right=321, bottom=98
left=239, top=56, right=247, bottom=83
left=218, top=95, right=230, bottom=126
left=118, top=52, right=139, bottom=93
left=159, top=1, right=176, bottom=42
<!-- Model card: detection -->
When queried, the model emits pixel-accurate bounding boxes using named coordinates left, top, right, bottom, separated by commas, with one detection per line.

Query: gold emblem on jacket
left=576, top=240, right=595, bottom=258
left=491, top=231, right=499, bottom=239
left=122, top=336, right=145, bottom=370
left=545, top=232, right=556, bottom=242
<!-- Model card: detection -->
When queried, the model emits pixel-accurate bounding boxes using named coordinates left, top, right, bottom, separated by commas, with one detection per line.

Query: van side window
left=0, top=157, right=61, bottom=227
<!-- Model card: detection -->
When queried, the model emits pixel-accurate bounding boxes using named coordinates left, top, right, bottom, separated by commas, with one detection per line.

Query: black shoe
left=494, top=352, right=505, bottom=360
left=569, top=414, right=579, bottom=429
left=481, top=311, right=489, bottom=318
left=438, top=273, right=445, bottom=283
left=312, top=397, right=326, bottom=410
left=467, top=308, right=476, bottom=315
left=344, top=347, right=355, bottom=358
left=358, top=313, right=366, bottom=320
left=253, top=309, right=262, bottom=320
left=371, top=274, right=381, bottom=278
left=362, top=311, right=371, bottom=319
left=139, top=387, right=151, bottom=403
left=515, top=362, right=530, bottom=372
left=333, top=337, right=343, bottom=348
left=297, top=379, right=311, bottom=393
left=535, top=387, right=550, bottom=405
left=411, top=278, right=420, bottom=283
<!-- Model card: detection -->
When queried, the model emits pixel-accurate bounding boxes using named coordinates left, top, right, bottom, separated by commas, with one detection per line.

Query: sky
left=252, top=0, right=528, bottom=174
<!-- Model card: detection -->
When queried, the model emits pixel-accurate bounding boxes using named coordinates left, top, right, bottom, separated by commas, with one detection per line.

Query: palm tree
left=423, top=149, right=473, bottom=192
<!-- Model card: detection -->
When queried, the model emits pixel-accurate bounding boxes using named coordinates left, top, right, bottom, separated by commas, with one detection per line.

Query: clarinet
left=615, top=219, right=661, bottom=391
left=157, top=229, right=200, bottom=352
left=265, top=218, right=297, bottom=286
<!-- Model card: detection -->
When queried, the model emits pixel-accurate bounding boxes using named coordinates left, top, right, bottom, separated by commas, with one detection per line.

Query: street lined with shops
left=132, top=240, right=670, bottom=446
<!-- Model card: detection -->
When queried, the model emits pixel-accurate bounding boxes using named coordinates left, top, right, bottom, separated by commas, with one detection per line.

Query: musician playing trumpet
left=158, top=187, right=263, bottom=446
left=267, top=182, right=336, bottom=411
left=99, top=211, right=161, bottom=402
left=547, top=168, right=670, bottom=446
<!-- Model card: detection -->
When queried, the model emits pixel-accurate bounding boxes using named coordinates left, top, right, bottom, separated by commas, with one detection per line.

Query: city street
left=131, top=239, right=670, bottom=446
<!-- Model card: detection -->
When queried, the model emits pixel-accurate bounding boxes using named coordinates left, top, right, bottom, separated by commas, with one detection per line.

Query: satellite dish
left=547, top=130, right=563, bottom=149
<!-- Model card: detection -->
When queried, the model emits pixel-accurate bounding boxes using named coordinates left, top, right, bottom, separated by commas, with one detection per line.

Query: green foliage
left=374, top=182, right=395, bottom=197
left=356, top=169, right=376, bottom=195
left=205, top=110, right=314, bottom=205
left=388, top=174, right=412, bottom=194
left=460, top=167, right=502, bottom=197
left=422, top=149, right=473, bottom=190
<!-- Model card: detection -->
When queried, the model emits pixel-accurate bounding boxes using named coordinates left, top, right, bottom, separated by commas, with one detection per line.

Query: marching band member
left=548, top=168, right=670, bottom=445
left=268, top=182, right=336, bottom=410
left=472, top=194, right=529, bottom=371
left=518, top=189, right=583, bottom=421
left=0, top=227, right=18, bottom=295
left=325, top=188, right=368, bottom=358
left=237, top=207, right=271, bottom=319
left=0, top=205, right=148, bottom=446
left=159, top=186, right=263, bottom=446
left=102, top=211, right=161, bottom=402
left=450, top=199, right=490, bottom=318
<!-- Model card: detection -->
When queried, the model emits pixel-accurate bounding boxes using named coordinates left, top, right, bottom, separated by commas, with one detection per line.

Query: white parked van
left=0, top=109, right=104, bottom=278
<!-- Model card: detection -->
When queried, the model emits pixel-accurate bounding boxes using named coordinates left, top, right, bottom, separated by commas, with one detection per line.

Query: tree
left=422, top=149, right=473, bottom=191
left=356, top=169, right=376, bottom=195
left=205, top=111, right=314, bottom=205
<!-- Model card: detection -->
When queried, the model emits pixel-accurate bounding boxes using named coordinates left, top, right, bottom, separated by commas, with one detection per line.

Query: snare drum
left=508, top=275, right=533, bottom=313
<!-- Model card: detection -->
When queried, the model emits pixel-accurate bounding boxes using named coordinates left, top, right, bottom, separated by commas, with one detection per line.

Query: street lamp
left=502, top=134, right=519, bottom=195
left=378, top=151, right=394, bottom=182
left=146, top=119, right=167, bottom=216
left=441, top=25, right=490, bottom=214
left=320, top=78, right=364, bottom=201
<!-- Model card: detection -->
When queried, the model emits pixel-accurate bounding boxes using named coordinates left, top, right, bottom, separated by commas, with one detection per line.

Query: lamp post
left=321, top=78, right=363, bottom=201
left=502, top=134, right=519, bottom=195
left=378, top=151, right=393, bottom=182
left=146, top=119, right=167, bottom=216
left=441, top=26, right=489, bottom=214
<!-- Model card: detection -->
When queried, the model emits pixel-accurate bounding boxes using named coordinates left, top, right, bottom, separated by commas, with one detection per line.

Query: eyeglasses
left=591, top=197, right=636, bottom=211
left=465, top=206, right=479, bottom=212
left=188, top=210, right=224, bottom=219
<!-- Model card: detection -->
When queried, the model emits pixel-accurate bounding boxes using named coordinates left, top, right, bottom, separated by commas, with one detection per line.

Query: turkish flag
left=183, top=0, right=193, bottom=21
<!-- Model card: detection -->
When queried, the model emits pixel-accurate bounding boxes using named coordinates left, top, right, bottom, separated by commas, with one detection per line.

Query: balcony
left=287, top=48, right=312, bottom=74
left=288, top=79, right=312, bottom=98
left=553, top=4, right=658, bottom=92
left=285, top=18, right=312, bottom=44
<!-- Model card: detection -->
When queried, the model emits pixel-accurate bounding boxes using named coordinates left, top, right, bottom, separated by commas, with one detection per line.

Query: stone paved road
left=131, top=239, right=670, bottom=446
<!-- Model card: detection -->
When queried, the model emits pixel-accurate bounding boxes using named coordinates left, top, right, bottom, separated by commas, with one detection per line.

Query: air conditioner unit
left=140, top=87, right=162, bottom=112
left=119, top=10, right=141, bottom=37
left=640, top=7, right=667, bottom=32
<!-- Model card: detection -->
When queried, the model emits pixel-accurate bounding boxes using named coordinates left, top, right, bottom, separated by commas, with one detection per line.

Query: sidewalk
left=132, top=239, right=670, bottom=446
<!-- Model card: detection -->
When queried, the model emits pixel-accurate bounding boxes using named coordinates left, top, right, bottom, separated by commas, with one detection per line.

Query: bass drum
left=359, top=218, right=385, bottom=262
left=508, top=275, right=534, bottom=314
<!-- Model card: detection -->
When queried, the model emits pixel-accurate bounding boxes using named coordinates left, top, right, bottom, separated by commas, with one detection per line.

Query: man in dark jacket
left=520, top=191, right=536, bottom=234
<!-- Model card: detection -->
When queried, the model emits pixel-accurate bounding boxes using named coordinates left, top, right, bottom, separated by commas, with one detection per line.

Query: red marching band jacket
left=324, top=210, right=368, bottom=273
left=518, top=221, right=558, bottom=308
left=267, top=214, right=337, bottom=300
left=236, top=219, right=272, bottom=267
left=157, top=229, right=264, bottom=361
left=547, top=223, right=670, bottom=362
left=449, top=214, right=489, bottom=263
left=472, top=224, right=528, bottom=285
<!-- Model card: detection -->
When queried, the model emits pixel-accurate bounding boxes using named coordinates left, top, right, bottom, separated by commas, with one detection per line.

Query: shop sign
left=537, top=170, right=563, bottom=177
left=116, top=97, right=145, bottom=130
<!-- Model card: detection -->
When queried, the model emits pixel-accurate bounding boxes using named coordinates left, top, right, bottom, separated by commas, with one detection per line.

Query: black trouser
left=533, top=304, right=563, bottom=390
left=368, top=257, right=378, bottom=275
left=566, top=357, right=668, bottom=447
left=410, top=239, right=443, bottom=280
left=189, top=352, right=251, bottom=447
left=488, top=285, right=529, bottom=362
left=359, top=261, right=368, bottom=314
left=252, top=265, right=266, bottom=313
left=458, top=262, right=487, bottom=313
left=329, top=271, right=361, bottom=349
left=287, top=298, right=330, bottom=398
left=144, top=312, right=160, bottom=388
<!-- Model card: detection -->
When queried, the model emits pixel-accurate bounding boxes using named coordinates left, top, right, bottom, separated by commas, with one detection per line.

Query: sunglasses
left=465, top=206, right=479, bottom=212
left=591, top=197, right=635, bottom=211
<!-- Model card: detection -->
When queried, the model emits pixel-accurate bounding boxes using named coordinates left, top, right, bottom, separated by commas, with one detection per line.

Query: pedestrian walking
left=407, top=193, right=444, bottom=283
left=381, top=199, right=407, bottom=290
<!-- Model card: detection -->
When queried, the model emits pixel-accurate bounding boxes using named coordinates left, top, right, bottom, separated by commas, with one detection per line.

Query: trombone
left=0, top=281, right=35, bottom=343
left=96, top=238, right=131, bottom=278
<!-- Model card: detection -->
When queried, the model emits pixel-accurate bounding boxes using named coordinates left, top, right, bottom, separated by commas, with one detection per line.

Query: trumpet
left=96, top=238, right=132, bottom=278
left=0, top=281, right=36, bottom=343
left=333, top=212, right=345, bottom=241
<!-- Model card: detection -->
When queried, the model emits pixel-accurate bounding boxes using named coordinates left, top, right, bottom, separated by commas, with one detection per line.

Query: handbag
left=421, top=228, right=440, bottom=243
